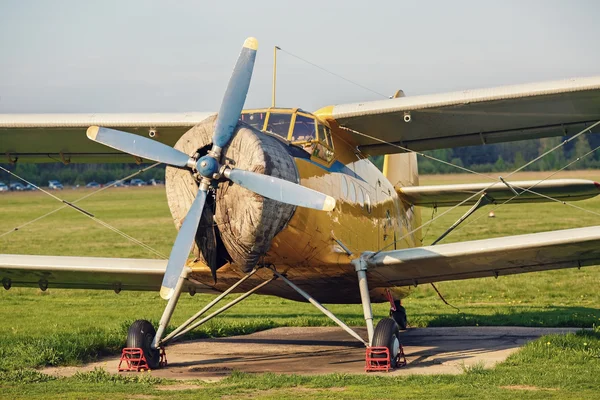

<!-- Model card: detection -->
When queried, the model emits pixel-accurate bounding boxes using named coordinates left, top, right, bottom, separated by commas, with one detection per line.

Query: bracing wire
left=341, top=120, right=600, bottom=257
left=448, top=142, right=600, bottom=238
left=0, top=163, right=168, bottom=259
left=278, top=48, right=390, bottom=99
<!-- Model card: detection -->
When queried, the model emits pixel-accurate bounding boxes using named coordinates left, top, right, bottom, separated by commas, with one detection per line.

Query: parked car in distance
left=86, top=182, right=101, bottom=188
left=148, top=179, right=164, bottom=186
left=24, top=184, right=36, bottom=191
left=48, top=180, right=64, bottom=190
left=106, top=180, right=128, bottom=188
left=0, top=182, right=8, bottom=192
left=129, top=179, right=146, bottom=186
left=9, top=182, right=25, bottom=191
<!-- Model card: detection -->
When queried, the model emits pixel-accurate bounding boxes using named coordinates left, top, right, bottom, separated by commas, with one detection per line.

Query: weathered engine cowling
left=165, top=115, right=298, bottom=273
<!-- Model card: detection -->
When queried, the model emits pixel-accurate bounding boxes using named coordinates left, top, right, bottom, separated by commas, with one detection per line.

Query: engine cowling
left=165, top=115, right=298, bottom=273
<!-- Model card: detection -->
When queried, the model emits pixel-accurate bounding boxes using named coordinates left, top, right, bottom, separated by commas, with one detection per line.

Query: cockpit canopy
left=240, top=108, right=334, bottom=162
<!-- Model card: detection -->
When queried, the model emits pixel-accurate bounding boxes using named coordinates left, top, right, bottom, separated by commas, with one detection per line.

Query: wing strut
left=269, top=268, right=369, bottom=346
left=431, top=193, right=493, bottom=245
left=152, top=267, right=275, bottom=348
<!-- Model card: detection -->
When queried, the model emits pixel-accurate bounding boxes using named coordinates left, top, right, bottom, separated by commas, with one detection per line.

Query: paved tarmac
left=43, top=326, right=581, bottom=380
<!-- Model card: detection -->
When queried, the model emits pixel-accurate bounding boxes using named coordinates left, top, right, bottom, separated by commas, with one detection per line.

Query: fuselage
left=200, top=107, right=423, bottom=303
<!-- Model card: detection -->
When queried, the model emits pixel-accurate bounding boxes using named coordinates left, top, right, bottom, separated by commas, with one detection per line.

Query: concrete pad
left=43, top=326, right=581, bottom=380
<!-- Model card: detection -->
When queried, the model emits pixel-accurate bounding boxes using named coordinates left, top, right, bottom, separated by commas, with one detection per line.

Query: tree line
left=0, top=163, right=165, bottom=186
left=1, top=133, right=598, bottom=185
left=371, top=133, right=600, bottom=174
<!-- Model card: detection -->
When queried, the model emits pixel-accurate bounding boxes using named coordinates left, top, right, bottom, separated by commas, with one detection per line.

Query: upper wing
left=0, top=112, right=214, bottom=163
left=398, top=179, right=600, bottom=207
left=0, top=254, right=218, bottom=293
left=322, top=76, right=600, bottom=155
left=362, top=226, right=600, bottom=286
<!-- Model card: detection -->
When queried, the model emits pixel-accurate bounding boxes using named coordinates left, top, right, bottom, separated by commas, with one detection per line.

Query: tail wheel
left=126, top=320, right=160, bottom=369
left=372, top=318, right=401, bottom=368
left=390, top=300, right=408, bottom=330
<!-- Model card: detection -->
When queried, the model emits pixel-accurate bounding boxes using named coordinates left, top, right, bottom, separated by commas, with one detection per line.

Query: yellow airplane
left=2, top=37, right=600, bottom=369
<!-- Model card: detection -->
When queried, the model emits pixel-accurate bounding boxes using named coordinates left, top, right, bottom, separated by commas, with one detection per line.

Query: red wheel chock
left=365, top=344, right=407, bottom=372
left=118, top=347, right=167, bottom=372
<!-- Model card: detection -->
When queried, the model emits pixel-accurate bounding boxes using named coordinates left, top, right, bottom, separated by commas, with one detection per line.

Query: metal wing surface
left=329, top=76, right=600, bottom=155
left=398, top=179, right=600, bottom=207
left=363, top=226, right=600, bottom=285
left=0, top=254, right=218, bottom=293
left=0, top=113, right=214, bottom=163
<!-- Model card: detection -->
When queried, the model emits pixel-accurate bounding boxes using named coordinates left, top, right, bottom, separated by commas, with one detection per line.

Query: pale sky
left=1, top=0, right=598, bottom=113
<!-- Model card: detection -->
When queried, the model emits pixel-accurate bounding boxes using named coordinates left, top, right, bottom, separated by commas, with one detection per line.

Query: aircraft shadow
left=164, top=306, right=599, bottom=370
left=423, top=305, right=600, bottom=328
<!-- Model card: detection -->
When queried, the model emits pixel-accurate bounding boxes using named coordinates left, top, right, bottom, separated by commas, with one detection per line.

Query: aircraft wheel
left=126, top=320, right=161, bottom=369
left=372, top=318, right=401, bottom=368
left=390, top=300, right=408, bottom=330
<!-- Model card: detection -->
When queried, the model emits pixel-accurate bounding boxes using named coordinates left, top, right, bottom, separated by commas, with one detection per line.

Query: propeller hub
left=196, top=155, right=219, bottom=178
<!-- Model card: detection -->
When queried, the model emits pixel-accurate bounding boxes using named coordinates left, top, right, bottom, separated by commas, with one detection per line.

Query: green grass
left=1, top=329, right=599, bottom=399
left=1, top=171, right=600, bottom=398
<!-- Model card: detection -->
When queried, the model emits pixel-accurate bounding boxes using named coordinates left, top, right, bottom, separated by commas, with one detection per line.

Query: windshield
left=240, top=112, right=266, bottom=130
left=292, top=114, right=316, bottom=142
left=266, top=113, right=292, bottom=139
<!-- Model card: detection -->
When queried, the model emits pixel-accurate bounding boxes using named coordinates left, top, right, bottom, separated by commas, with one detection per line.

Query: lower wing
left=362, top=226, right=600, bottom=286
left=2, top=226, right=599, bottom=291
left=0, top=254, right=218, bottom=294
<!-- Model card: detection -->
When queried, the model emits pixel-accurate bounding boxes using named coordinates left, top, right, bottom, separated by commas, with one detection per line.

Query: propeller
left=86, top=37, right=336, bottom=299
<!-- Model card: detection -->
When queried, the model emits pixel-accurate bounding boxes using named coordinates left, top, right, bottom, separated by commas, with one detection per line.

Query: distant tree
left=513, top=151, right=526, bottom=170
left=573, top=136, right=593, bottom=168
left=494, top=155, right=506, bottom=172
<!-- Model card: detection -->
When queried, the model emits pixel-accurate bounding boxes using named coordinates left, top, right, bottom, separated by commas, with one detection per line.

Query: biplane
left=2, top=37, right=600, bottom=369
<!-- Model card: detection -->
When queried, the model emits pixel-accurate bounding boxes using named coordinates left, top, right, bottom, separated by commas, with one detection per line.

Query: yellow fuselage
left=189, top=108, right=422, bottom=304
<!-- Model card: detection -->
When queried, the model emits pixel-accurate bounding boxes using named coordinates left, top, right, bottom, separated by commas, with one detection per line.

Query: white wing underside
left=1, top=226, right=599, bottom=292
left=0, top=254, right=218, bottom=293
left=331, top=76, right=600, bottom=155
left=363, top=226, right=600, bottom=286
left=0, top=112, right=215, bottom=162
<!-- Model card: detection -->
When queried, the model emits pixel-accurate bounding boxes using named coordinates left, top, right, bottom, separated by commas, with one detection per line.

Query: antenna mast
left=272, top=46, right=280, bottom=107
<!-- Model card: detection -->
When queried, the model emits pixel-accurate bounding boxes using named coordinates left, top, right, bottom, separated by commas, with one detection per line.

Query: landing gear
left=390, top=300, right=408, bottom=331
left=355, top=256, right=407, bottom=371
left=121, top=268, right=275, bottom=372
left=126, top=320, right=161, bottom=369
left=372, top=318, right=402, bottom=368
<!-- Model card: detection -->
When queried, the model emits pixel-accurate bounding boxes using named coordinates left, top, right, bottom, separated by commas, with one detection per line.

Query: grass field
left=1, top=170, right=600, bottom=398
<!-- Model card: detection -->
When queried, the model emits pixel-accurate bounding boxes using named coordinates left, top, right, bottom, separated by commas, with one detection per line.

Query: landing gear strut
left=389, top=299, right=408, bottom=331
left=122, top=258, right=407, bottom=372
left=120, top=267, right=276, bottom=371
left=355, top=256, right=407, bottom=371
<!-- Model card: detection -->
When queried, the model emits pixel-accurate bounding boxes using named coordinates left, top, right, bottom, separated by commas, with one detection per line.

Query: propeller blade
left=87, top=126, right=191, bottom=168
left=212, top=37, right=258, bottom=149
left=224, top=168, right=336, bottom=211
left=160, top=190, right=207, bottom=300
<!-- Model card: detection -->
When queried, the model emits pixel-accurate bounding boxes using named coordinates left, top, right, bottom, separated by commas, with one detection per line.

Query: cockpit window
left=325, top=126, right=333, bottom=148
left=266, top=112, right=292, bottom=139
left=240, top=112, right=266, bottom=130
left=292, top=114, right=316, bottom=142
left=242, top=109, right=334, bottom=164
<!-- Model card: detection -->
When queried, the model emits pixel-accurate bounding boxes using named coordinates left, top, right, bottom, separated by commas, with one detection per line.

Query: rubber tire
left=372, top=318, right=401, bottom=368
left=126, top=320, right=161, bottom=369
left=390, top=300, right=408, bottom=331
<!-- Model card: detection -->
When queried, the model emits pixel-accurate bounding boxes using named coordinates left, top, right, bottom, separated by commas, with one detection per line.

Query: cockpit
left=240, top=108, right=334, bottom=163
